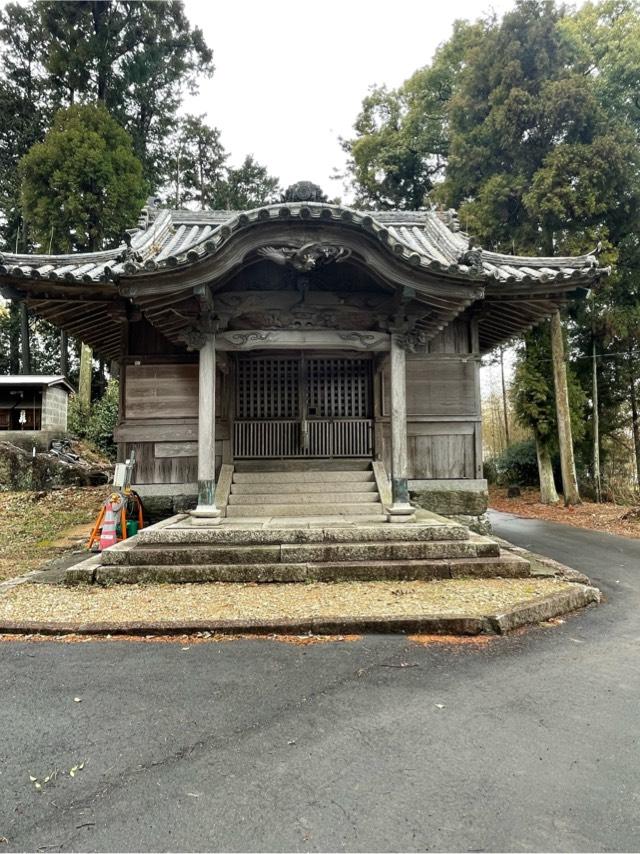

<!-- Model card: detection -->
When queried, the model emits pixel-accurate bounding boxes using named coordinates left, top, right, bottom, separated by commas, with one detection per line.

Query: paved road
left=1, top=513, right=639, bottom=853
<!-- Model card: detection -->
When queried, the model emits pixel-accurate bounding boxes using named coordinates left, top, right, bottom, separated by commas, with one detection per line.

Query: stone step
left=102, top=537, right=497, bottom=567
left=230, top=481, right=379, bottom=495
left=226, top=502, right=385, bottom=517
left=94, top=554, right=531, bottom=585
left=227, top=491, right=380, bottom=506
left=233, top=459, right=372, bottom=472
left=135, top=521, right=470, bottom=546
left=232, top=471, right=375, bottom=484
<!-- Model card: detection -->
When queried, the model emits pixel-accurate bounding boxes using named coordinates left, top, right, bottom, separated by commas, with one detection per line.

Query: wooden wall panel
left=120, top=440, right=222, bottom=484
left=428, top=319, right=471, bottom=354
left=408, top=433, right=475, bottom=479
left=125, top=364, right=199, bottom=419
left=383, top=358, right=479, bottom=418
left=377, top=421, right=477, bottom=479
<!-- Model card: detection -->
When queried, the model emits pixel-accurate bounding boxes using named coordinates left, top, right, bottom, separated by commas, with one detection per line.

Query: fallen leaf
left=29, top=775, right=37, bottom=782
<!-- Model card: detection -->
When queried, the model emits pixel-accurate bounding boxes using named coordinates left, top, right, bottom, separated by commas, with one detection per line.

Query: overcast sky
left=182, top=0, right=517, bottom=200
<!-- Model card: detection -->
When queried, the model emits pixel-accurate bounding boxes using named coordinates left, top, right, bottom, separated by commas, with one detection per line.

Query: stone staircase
left=224, top=460, right=386, bottom=520
left=82, top=511, right=532, bottom=587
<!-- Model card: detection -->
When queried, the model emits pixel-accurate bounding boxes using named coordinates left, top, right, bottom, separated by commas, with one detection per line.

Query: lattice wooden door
left=234, top=354, right=373, bottom=458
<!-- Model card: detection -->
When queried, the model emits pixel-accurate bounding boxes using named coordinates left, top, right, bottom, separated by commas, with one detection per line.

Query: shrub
left=86, top=380, right=119, bottom=458
left=488, top=439, right=541, bottom=487
left=67, top=379, right=119, bottom=459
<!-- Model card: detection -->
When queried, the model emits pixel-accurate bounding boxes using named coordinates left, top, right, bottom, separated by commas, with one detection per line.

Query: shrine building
left=0, top=182, right=603, bottom=529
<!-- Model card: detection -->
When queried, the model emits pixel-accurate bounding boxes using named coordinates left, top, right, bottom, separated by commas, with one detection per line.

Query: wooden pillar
left=388, top=334, right=414, bottom=521
left=191, top=332, right=221, bottom=521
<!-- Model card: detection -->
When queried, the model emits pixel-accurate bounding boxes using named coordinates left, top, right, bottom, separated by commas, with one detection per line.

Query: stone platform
left=66, top=510, right=532, bottom=585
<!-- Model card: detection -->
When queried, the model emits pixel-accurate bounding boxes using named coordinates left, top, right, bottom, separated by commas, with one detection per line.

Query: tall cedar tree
left=39, top=0, right=213, bottom=188
left=344, top=0, right=640, bottom=497
left=19, top=103, right=146, bottom=396
left=0, top=0, right=214, bottom=377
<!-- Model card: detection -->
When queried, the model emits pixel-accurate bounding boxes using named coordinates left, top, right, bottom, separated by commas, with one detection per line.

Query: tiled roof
left=0, top=203, right=603, bottom=286
left=0, top=375, right=74, bottom=392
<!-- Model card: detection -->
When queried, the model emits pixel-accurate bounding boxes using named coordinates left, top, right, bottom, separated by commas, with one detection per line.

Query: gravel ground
left=0, top=577, right=571, bottom=623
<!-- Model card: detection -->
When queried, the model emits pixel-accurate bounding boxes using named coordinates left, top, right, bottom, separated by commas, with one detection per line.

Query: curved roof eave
left=0, top=202, right=605, bottom=290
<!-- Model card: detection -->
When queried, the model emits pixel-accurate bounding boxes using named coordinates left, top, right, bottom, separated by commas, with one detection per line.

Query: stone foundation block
left=410, top=480, right=488, bottom=517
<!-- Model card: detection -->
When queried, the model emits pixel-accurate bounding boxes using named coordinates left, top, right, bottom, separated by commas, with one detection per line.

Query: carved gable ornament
left=258, top=243, right=352, bottom=271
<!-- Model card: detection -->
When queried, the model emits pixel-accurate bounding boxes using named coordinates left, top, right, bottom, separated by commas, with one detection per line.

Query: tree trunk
left=535, top=432, right=559, bottom=504
left=629, top=346, right=640, bottom=485
left=9, top=300, right=20, bottom=373
left=60, top=329, right=69, bottom=376
left=500, top=345, right=510, bottom=445
left=19, top=300, right=31, bottom=374
left=592, top=335, right=601, bottom=502
left=550, top=310, right=581, bottom=505
left=97, top=358, right=107, bottom=396
left=78, top=343, right=93, bottom=409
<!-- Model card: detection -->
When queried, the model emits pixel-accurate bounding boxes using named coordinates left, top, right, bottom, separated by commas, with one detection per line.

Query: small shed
left=0, top=375, right=74, bottom=432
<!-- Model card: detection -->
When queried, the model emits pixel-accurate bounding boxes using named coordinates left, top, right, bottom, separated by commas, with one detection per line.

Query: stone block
left=409, top=481, right=489, bottom=521
left=411, top=487, right=488, bottom=516
left=141, top=493, right=197, bottom=524
left=102, top=544, right=282, bottom=566
left=447, top=513, right=492, bottom=535
left=448, top=555, right=531, bottom=578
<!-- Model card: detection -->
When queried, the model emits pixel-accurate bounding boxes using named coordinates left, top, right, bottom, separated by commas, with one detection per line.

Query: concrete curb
left=0, top=584, right=600, bottom=638
left=487, top=584, right=601, bottom=634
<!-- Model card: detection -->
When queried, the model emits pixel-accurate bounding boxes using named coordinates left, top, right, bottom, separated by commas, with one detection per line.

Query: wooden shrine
left=0, top=182, right=605, bottom=524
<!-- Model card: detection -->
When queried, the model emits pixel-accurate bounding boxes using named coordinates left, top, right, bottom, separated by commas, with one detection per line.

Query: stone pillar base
left=387, top=504, right=416, bottom=523
left=188, top=508, right=222, bottom=526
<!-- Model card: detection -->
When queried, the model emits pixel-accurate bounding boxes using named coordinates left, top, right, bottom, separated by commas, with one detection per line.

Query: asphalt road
left=1, top=512, right=639, bottom=853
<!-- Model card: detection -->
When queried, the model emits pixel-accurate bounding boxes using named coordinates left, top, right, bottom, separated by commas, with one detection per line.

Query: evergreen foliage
left=214, top=155, right=281, bottom=210
left=165, top=114, right=227, bottom=209
left=19, top=103, right=146, bottom=252
left=344, top=0, right=640, bottom=491
left=68, top=379, right=119, bottom=458
left=512, top=326, right=586, bottom=450
left=38, top=0, right=214, bottom=187
left=487, top=439, right=543, bottom=487
left=161, top=118, right=281, bottom=210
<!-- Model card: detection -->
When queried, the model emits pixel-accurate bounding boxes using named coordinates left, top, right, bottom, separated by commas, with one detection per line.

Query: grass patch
left=0, top=488, right=106, bottom=582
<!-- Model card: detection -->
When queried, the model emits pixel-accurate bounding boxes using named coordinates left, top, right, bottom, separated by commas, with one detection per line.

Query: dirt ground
left=490, top=485, right=640, bottom=539
left=0, top=577, right=571, bottom=625
left=0, top=487, right=106, bottom=582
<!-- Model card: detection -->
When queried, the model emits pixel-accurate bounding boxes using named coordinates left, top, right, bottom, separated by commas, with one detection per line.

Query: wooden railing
left=233, top=418, right=373, bottom=458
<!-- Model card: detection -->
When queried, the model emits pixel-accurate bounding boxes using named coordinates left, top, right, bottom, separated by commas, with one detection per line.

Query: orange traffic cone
left=99, top=494, right=122, bottom=551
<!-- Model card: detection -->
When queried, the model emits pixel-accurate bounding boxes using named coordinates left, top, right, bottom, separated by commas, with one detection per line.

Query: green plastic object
left=126, top=519, right=139, bottom=537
